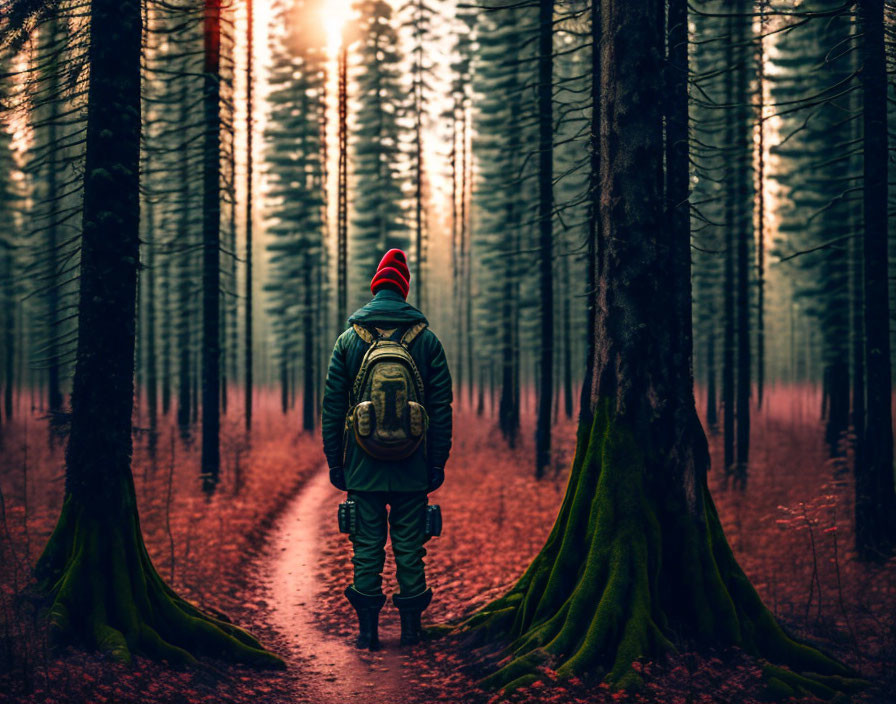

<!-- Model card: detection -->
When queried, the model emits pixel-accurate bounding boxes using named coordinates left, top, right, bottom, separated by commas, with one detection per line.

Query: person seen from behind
left=321, top=248, right=453, bottom=650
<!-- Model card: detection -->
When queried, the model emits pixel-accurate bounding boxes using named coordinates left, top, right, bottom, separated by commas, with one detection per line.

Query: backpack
left=345, top=321, right=429, bottom=461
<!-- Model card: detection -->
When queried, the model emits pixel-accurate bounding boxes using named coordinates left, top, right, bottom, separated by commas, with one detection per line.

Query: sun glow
left=319, top=0, right=354, bottom=56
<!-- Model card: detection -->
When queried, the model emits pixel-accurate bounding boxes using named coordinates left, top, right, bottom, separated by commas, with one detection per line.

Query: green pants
left=348, top=491, right=428, bottom=597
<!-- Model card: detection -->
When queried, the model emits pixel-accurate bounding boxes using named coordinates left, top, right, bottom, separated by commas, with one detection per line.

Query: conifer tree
left=264, top=0, right=327, bottom=430
left=768, top=1, right=857, bottom=457
left=462, top=4, right=858, bottom=696
left=0, top=48, right=18, bottom=423
left=349, top=0, right=409, bottom=311
left=471, top=1, right=536, bottom=446
left=27, top=0, right=282, bottom=667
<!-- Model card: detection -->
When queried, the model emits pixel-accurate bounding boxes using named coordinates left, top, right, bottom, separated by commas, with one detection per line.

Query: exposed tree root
left=36, top=490, right=284, bottom=669
left=456, top=403, right=864, bottom=698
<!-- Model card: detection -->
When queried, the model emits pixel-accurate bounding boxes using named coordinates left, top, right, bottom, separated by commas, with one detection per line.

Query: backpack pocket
left=408, top=401, right=427, bottom=437
left=353, top=401, right=374, bottom=437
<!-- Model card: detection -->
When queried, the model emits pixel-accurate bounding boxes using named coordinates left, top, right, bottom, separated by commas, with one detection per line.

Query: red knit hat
left=370, top=248, right=411, bottom=299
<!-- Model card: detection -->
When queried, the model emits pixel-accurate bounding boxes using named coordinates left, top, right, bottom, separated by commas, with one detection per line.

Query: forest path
left=259, top=465, right=415, bottom=704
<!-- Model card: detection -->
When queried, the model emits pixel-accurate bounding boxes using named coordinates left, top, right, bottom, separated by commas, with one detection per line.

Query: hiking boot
left=344, top=585, right=387, bottom=651
left=392, top=588, right=432, bottom=646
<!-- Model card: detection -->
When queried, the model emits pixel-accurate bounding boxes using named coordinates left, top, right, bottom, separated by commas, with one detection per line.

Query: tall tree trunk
left=44, top=17, right=62, bottom=414
left=499, top=244, right=516, bottom=445
left=244, top=0, right=254, bottom=430
left=850, top=204, right=864, bottom=449
left=561, top=233, right=573, bottom=419
left=489, top=359, right=495, bottom=416
left=2, top=238, right=14, bottom=421
left=225, top=113, right=238, bottom=418
left=476, top=363, right=485, bottom=416
left=732, top=1, right=751, bottom=485
left=856, top=0, right=896, bottom=560
left=280, top=353, right=288, bottom=415
left=825, top=358, right=850, bottom=455
left=499, top=46, right=521, bottom=447
left=302, top=254, right=315, bottom=432
left=450, top=99, right=460, bottom=403
left=413, top=8, right=425, bottom=310
left=706, top=323, right=718, bottom=431
left=461, top=2, right=854, bottom=694
left=161, top=230, right=171, bottom=416
left=849, top=12, right=864, bottom=452
left=579, top=0, right=599, bottom=428
left=462, top=110, right=474, bottom=407
left=176, top=78, right=191, bottom=434
left=534, top=0, right=554, bottom=478
left=721, top=11, right=736, bottom=479
left=336, top=42, right=348, bottom=330
left=35, top=0, right=280, bottom=667
left=192, top=347, right=199, bottom=423
left=755, top=5, right=765, bottom=412
left=145, top=192, right=158, bottom=451
left=201, top=0, right=222, bottom=492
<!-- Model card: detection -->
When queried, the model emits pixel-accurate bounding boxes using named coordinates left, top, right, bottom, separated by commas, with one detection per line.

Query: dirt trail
left=259, top=466, right=416, bottom=704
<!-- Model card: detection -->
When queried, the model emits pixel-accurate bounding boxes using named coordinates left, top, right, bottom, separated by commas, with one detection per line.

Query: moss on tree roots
left=36, top=490, right=284, bottom=669
left=458, top=402, right=861, bottom=697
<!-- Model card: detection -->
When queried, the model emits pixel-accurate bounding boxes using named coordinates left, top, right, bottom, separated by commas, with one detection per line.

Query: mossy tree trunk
left=460, top=0, right=855, bottom=696
left=35, top=0, right=281, bottom=668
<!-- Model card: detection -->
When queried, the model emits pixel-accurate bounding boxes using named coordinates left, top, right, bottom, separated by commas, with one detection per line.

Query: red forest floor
left=1, top=386, right=895, bottom=703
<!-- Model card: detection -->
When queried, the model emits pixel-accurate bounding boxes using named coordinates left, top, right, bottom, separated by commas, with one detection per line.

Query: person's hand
left=329, top=466, right=347, bottom=491
left=428, top=466, right=444, bottom=492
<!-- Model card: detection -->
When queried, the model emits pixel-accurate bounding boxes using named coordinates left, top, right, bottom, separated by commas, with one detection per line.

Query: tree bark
left=561, top=234, right=573, bottom=419
left=534, top=0, right=554, bottom=478
left=499, top=33, right=521, bottom=447
left=462, top=110, right=474, bottom=407
left=244, top=0, right=254, bottom=431
left=161, top=228, right=171, bottom=416
left=824, top=359, right=849, bottom=455
left=460, top=1, right=855, bottom=694
left=336, top=42, right=348, bottom=330
left=705, top=323, right=718, bottom=432
left=450, top=98, right=460, bottom=403
left=35, top=0, right=280, bottom=667
left=176, top=77, right=192, bottom=434
left=721, top=8, right=736, bottom=479
left=200, top=0, right=222, bottom=492
left=413, top=0, right=425, bottom=309
left=856, top=0, right=896, bottom=560
left=579, top=0, right=599, bottom=428
left=732, top=1, right=752, bottom=484
left=144, top=186, right=158, bottom=451
left=42, top=17, right=63, bottom=415
left=302, top=253, right=315, bottom=432
left=755, top=4, right=765, bottom=411
left=2, top=234, right=13, bottom=421
left=850, top=205, right=864, bottom=451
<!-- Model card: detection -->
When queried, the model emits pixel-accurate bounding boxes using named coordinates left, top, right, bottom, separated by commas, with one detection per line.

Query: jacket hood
left=347, top=289, right=428, bottom=327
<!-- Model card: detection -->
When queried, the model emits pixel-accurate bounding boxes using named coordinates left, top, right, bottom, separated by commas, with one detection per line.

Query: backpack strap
left=400, top=321, right=427, bottom=346
left=353, top=321, right=426, bottom=346
left=352, top=323, right=376, bottom=344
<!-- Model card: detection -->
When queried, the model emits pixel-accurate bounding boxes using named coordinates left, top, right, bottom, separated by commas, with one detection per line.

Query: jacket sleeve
left=321, top=331, right=352, bottom=469
left=423, top=331, right=453, bottom=468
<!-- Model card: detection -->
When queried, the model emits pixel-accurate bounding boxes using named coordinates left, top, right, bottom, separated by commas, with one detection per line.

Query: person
left=321, top=249, right=453, bottom=651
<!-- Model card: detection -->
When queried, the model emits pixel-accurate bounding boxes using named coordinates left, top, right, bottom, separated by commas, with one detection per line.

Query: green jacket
left=321, top=289, right=453, bottom=492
